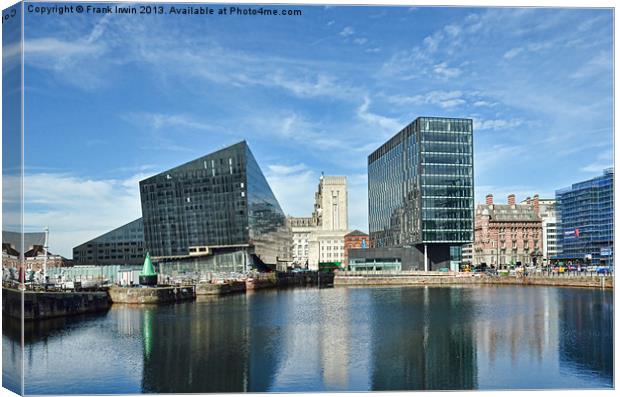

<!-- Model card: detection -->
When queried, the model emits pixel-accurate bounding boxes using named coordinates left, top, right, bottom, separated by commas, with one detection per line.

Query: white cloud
left=433, top=62, right=462, bottom=78
left=339, top=26, right=355, bottom=37
left=474, top=118, right=523, bottom=131
left=264, top=164, right=317, bottom=217
left=570, top=51, right=612, bottom=79
left=21, top=172, right=149, bottom=258
left=357, top=97, right=402, bottom=133
left=580, top=151, right=613, bottom=173
left=387, top=90, right=465, bottom=109
left=503, top=47, right=523, bottom=59
left=124, top=112, right=216, bottom=131
left=353, top=38, right=368, bottom=45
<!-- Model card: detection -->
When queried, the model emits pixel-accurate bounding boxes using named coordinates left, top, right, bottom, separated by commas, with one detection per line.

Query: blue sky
left=4, top=3, right=614, bottom=257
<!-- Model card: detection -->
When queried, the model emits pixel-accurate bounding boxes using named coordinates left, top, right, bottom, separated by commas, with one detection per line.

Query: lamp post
left=43, top=226, right=49, bottom=285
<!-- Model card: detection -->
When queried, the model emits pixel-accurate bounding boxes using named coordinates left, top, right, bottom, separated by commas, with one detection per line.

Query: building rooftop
left=477, top=204, right=540, bottom=222
left=345, top=230, right=369, bottom=237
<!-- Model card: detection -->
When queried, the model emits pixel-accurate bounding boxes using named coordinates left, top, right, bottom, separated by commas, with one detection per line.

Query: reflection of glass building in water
left=558, top=289, right=613, bottom=383
left=369, top=287, right=477, bottom=390
left=555, top=169, right=613, bottom=266
left=365, top=117, right=474, bottom=270
left=139, top=141, right=291, bottom=273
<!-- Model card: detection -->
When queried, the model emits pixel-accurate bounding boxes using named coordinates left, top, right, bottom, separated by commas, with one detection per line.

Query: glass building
left=555, top=169, right=613, bottom=266
left=73, top=218, right=145, bottom=266
left=139, top=141, right=291, bottom=273
left=367, top=117, right=474, bottom=270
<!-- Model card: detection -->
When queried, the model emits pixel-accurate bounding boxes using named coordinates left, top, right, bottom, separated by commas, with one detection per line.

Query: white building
left=288, top=217, right=314, bottom=267
left=288, top=175, right=349, bottom=270
left=520, top=197, right=558, bottom=265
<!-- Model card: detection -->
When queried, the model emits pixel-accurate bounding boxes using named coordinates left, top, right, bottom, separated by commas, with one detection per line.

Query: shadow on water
left=3, top=311, right=110, bottom=344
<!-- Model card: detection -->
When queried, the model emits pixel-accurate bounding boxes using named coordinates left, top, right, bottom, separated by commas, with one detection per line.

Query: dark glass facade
left=139, top=141, right=290, bottom=269
left=368, top=117, right=473, bottom=269
left=73, top=218, right=145, bottom=266
left=555, top=169, right=613, bottom=266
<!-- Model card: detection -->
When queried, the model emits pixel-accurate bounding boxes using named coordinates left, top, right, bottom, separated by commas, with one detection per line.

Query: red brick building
left=344, top=230, right=370, bottom=266
left=474, top=194, right=543, bottom=268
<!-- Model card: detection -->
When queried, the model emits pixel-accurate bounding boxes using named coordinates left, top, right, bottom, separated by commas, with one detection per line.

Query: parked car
left=597, top=266, right=611, bottom=275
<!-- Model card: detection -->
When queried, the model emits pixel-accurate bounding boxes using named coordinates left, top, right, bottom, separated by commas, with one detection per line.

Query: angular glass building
left=73, top=218, right=145, bottom=266
left=139, top=141, right=290, bottom=273
left=555, top=169, right=613, bottom=266
left=367, top=117, right=474, bottom=270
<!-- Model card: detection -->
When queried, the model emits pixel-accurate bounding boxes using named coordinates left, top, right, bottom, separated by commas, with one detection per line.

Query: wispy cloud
left=387, top=90, right=465, bottom=108
left=473, top=118, right=523, bottom=131
left=357, top=97, right=403, bottom=133
left=339, top=26, right=355, bottom=37
left=123, top=112, right=217, bottom=131
left=21, top=172, right=147, bottom=257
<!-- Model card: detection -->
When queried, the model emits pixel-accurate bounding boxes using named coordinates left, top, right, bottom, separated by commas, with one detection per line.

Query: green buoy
left=139, top=252, right=158, bottom=286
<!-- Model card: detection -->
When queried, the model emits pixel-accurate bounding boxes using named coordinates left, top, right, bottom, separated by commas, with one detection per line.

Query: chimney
left=486, top=194, right=493, bottom=205
left=508, top=194, right=515, bottom=206
left=526, top=196, right=531, bottom=205
left=533, top=194, right=540, bottom=216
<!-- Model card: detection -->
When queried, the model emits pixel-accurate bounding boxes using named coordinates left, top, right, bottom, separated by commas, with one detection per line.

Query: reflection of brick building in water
left=473, top=194, right=543, bottom=268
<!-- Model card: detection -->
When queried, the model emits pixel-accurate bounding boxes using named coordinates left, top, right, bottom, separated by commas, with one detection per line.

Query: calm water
left=2, top=285, right=614, bottom=393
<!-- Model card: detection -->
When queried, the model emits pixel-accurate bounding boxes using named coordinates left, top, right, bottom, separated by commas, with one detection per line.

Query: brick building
left=343, top=230, right=369, bottom=266
left=473, top=194, right=543, bottom=268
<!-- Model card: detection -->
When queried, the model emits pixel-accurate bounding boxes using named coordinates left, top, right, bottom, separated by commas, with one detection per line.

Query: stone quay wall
left=108, top=285, right=196, bottom=304
left=334, top=272, right=613, bottom=289
left=196, top=281, right=246, bottom=295
left=2, top=287, right=111, bottom=321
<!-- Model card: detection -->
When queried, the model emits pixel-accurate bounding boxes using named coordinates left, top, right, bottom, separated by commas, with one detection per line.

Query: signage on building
left=564, top=228, right=580, bottom=238
left=600, top=247, right=612, bottom=256
left=362, top=239, right=367, bottom=249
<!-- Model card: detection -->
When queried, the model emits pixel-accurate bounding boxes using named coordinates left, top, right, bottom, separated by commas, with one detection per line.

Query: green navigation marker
left=139, top=252, right=158, bottom=286
left=141, top=252, right=157, bottom=276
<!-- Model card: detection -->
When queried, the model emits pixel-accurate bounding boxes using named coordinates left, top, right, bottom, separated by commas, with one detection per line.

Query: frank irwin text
left=27, top=4, right=303, bottom=16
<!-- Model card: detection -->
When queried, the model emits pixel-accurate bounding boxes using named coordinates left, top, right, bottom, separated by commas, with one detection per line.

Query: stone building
left=308, top=175, right=348, bottom=269
left=288, top=175, right=349, bottom=270
left=287, top=216, right=314, bottom=268
left=473, top=194, right=543, bottom=268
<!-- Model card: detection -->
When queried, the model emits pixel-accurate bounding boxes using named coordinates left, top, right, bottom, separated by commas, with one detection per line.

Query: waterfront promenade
left=334, top=270, right=614, bottom=289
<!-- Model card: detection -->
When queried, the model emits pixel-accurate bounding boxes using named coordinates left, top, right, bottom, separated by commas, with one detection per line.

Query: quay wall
left=2, top=287, right=111, bottom=321
left=334, top=273, right=613, bottom=289
left=196, top=281, right=246, bottom=295
left=108, top=285, right=196, bottom=304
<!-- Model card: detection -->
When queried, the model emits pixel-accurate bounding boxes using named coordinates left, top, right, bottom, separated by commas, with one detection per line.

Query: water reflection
left=369, top=287, right=477, bottom=390
left=3, top=286, right=613, bottom=394
left=558, top=288, right=613, bottom=380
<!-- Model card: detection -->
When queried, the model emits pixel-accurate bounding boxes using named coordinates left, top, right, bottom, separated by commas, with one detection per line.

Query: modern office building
left=555, top=169, right=613, bottom=266
left=139, top=141, right=291, bottom=273
left=473, top=194, right=543, bottom=268
left=73, top=218, right=145, bottom=266
left=367, top=116, right=474, bottom=270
